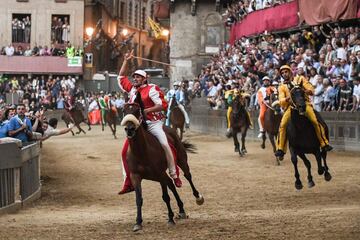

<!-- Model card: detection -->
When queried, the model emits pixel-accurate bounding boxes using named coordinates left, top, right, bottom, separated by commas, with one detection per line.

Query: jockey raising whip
left=118, top=49, right=182, bottom=194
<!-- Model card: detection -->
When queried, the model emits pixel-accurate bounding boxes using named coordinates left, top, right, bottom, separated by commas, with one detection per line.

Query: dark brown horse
left=61, top=102, right=91, bottom=135
left=261, top=91, right=283, bottom=165
left=287, top=86, right=332, bottom=190
left=121, top=93, right=204, bottom=232
left=98, top=101, right=118, bottom=139
left=230, top=94, right=250, bottom=157
left=169, top=97, right=185, bottom=140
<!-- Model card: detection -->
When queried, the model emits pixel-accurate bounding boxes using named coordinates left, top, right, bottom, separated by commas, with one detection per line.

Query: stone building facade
left=84, top=0, right=169, bottom=81
left=0, top=0, right=84, bottom=48
left=169, top=1, right=225, bottom=83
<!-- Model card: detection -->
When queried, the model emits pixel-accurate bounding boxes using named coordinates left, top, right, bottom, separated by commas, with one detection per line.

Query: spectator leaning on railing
left=7, top=103, right=32, bottom=143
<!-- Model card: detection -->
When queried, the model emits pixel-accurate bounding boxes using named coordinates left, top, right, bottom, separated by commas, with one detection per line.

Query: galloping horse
left=261, top=91, right=283, bottom=165
left=61, top=102, right=91, bottom=135
left=168, top=97, right=185, bottom=140
left=287, top=85, right=332, bottom=190
left=230, top=93, right=250, bottom=157
left=121, top=93, right=204, bottom=232
left=98, top=100, right=118, bottom=139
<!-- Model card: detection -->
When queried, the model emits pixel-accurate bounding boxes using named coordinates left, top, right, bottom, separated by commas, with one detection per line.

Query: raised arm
left=119, top=49, right=134, bottom=76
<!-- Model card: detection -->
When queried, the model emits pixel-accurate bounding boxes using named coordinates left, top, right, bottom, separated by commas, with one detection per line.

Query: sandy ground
left=0, top=124, right=359, bottom=240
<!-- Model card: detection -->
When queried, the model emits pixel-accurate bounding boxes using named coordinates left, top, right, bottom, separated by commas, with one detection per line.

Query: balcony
left=0, top=56, right=83, bottom=75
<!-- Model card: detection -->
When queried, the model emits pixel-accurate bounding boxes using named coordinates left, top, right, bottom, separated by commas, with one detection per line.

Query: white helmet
left=132, top=69, right=147, bottom=78
left=173, top=81, right=181, bottom=86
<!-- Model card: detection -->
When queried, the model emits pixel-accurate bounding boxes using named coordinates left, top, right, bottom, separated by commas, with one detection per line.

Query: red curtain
left=298, top=0, right=358, bottom=25
left=230, top=1, right=299, bottom=44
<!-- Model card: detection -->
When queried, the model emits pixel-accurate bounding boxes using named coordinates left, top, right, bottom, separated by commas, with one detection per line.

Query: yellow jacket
left=278, top=76, right=314, bottom=110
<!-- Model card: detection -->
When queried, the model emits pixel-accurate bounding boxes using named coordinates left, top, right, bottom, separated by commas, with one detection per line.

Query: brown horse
left=260, top=91, right=283, bottom=165
left=121, top=93, right=204, bottom=232
left=230, top=94, right=250, bottom=157
left=61, top=102, right=91, bottom=135
left=169, top=97, right=185, bottom=140
left=104, top=101, right=118, bottom=139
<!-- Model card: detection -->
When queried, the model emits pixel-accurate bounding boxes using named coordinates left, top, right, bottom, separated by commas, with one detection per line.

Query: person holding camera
left=8, top=103, right=33, bottom=143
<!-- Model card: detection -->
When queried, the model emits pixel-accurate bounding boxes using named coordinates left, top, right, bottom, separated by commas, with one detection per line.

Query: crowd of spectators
left=223, top=0, right=294, bottom=26
left=0, top=74, right=80, bottom=112
left=194, top=22, right=360, bottom=112
left=0, top=42, right=82, bottom=58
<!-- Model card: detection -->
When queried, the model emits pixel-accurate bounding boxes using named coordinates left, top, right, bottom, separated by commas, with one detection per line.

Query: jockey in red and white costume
left=118, top=50, right=182, bottom=194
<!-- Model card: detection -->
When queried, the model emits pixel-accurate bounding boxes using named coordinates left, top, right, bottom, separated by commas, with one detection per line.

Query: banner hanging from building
left=67, top=57, right=83, bottom=67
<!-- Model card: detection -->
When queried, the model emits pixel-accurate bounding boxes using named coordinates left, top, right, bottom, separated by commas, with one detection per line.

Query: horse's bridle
left=124, top=102, right=144, bottom=125
left=289, top=85, right=304, bottom=110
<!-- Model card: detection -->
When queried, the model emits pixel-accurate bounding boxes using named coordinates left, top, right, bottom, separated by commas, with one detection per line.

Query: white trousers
left=178, top=104, right=190, bottom=125
left=147, top=120, right=177, bottom=178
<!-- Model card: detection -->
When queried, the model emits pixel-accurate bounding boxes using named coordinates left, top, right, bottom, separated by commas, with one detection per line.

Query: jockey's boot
left=275, top=150, right=285, bottom=161
left=174, top=177, right=182, bottom=188
left=321, top=144, right=333, bottom=152
left=118, top=178, right=134, bottom=195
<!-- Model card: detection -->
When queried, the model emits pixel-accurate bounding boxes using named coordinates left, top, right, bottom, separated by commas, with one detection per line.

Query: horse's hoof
left=196, top=194, right=204, bottom=205
left=234, top=147, right=239, bottom=153
left=261, top=144, right=265, bottom=149
left=277, top=156, right=284, bottom=161
left=176, top=212, right=188, bottom=219
left=243, top=149, right=247, bottom=154
left=167, top=220, right=176, bottom=227
left=295, top=181, right=303, bottom=190
left=318, top=168, right=324, bottom=175
left=239, top=151, right=244, bottom=157
left=133, top=224, right=142, bottom=232
left=324, top=172, right=332, bottom=181
left=308, top=180, right=315, bottom=188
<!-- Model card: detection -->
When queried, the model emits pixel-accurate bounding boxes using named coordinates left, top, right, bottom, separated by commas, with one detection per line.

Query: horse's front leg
left=321, top=151, right=332, bottom=181
left=261, top=131, right=266, bottom=149
left=232, top=130, right=240, bottom=153
left=298, top=153, right=315, bottom=188
left=290, top=148, right=302, bottom=190
left=240, top=128, right=247, bottom=155
left=165, top=176, right=186, bottom=221
left=131, top=174, right=143, bottom=232
left=160, top=180, right=176, bottom=225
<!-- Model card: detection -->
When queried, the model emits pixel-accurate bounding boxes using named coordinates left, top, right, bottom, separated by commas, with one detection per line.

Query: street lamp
left=122, top=28, right=129, bottom=36
left=161, top=29, right=170, bottom=37
left=85, top=27, right=94, bottom=39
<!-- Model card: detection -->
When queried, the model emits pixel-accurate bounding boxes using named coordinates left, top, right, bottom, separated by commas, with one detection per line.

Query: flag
left=147, top=17, right=162, bottom=39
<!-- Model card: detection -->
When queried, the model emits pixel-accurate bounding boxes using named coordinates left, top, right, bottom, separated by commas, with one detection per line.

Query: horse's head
left=232, top=92, right=246, bottom=114
left=169, top=94, right=178, bottom=110
left=269, top=91, right=281, bottom=115
left=121, top=92, right=147, bottom=138
left=290, top=85, right=306, bottom=115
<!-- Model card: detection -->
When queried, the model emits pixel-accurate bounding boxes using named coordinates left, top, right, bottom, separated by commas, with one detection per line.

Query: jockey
left=165, top=81, right=180, bottom=127
left=256, top=76, right=271, bottom=138
left=274, top=65, right=333, bottom=160
left=175, top=81, right=190, bottom=128
left=118, top=49, right=182, bottom=194
left=64, top=92, right=75, bottom=111
left=98, top=92, right=107, bottom=126
left=226, top=88, right=254, bottom=137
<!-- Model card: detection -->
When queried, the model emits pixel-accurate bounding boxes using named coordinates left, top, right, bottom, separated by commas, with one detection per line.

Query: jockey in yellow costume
left=275, top=65, right=333, bottom=159
left=226, top=88, right=254, bottom=137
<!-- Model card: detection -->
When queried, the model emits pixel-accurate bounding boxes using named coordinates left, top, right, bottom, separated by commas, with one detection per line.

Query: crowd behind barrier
left=223, top=0, right=294, bottom=26
left=187, top=21, right=360, bottom=113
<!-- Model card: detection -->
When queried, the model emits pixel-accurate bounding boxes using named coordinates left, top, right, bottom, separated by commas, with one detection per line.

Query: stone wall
left=190, top=98, right=360, bottom=152
left=0, top=0, right=84, bottom=47
left=169, top=1, right=224, bottom=84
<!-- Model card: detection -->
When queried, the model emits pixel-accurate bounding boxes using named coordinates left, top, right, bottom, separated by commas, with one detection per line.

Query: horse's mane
left=135, top=92, right=148, bottom=131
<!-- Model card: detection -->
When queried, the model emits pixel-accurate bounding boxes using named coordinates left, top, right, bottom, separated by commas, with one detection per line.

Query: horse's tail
left=182, top=140, right=197, bottom=154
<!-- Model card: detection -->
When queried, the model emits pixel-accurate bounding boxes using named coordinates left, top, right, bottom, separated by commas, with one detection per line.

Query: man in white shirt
left=5, top=44, right=15, bottom=56
left=41, top=118, right=74, bottom=141
left=351, top=77, right=360, bottom=112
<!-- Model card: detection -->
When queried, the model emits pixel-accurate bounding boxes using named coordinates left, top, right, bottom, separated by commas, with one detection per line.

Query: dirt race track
left=1, top=125, right=360, bottom=240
